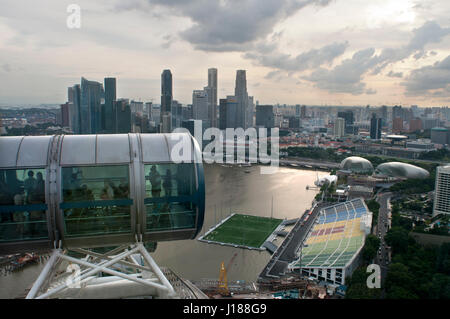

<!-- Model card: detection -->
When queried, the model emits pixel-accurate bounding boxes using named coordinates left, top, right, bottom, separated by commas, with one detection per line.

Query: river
left=0, top=164, right=328, bottom=298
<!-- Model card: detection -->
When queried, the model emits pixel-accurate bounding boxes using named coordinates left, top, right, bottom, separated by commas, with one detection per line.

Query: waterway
left=0, top=165, right=328, bottom=298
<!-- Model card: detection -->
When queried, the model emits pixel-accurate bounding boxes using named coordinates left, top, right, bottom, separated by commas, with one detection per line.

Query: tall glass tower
left=207, top=68, right=218, bottom=128
left=234, top=70, right=248, bottom=129
left=68, top=84, right=81, bottom=134
left=80, top=77, right=104, bottom=134
left=161, top=70, right=173, bottom=133
left=104, top=77, right=116, bottom=133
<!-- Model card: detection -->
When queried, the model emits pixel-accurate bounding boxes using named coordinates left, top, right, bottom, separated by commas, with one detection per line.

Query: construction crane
left=218, top=252, right=238, bottom=296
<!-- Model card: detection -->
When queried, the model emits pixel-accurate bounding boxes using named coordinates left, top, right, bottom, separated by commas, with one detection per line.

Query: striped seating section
left=295, top=198, right=369, bottom=269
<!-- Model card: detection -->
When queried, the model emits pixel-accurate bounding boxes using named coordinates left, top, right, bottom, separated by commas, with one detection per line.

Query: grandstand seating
left=294, top=198, right=369, bottom=269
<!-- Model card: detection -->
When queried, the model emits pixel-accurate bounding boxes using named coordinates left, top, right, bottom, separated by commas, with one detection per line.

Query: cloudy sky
left=0, top=0, right=449, bottom=106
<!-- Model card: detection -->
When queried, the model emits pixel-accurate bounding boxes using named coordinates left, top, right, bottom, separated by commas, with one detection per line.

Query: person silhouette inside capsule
left=149, top=166, right=161, bottom=198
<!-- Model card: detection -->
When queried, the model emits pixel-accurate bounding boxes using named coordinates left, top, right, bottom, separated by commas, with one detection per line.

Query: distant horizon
left=1, top=100, right=448, bottom=110
left=1, top=1, right=449, bottom=107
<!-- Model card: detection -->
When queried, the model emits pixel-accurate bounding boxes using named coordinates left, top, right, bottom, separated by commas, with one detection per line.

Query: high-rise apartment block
left=433, top=165, right=450, bottom=217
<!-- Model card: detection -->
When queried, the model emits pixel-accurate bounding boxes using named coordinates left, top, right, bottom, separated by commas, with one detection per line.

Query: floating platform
left=198, top=213, right=283, bottom=251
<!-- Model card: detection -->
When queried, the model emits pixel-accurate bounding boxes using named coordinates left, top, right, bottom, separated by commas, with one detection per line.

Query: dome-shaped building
left=339, top=156, right=374, bottom=174
left=375, top=162, right=429, bottom=179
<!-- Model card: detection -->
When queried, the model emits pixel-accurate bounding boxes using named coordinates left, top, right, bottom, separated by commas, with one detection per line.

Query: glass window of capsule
left=60, top=165, right=132, bottom=238
left=144, top=163, right=197, bottom=232
left=0, top=168, right=48, bottom=242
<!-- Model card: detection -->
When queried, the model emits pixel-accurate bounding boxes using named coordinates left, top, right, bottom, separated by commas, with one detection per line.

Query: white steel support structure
left=26, top=243, right=176, bottom=299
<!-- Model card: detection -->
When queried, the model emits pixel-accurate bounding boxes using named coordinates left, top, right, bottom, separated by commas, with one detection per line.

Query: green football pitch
left=203, top=214, right=283, bottom=248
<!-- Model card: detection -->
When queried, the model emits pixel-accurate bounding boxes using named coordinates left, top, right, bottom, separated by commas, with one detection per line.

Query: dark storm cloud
left=130, top=0, right=334, bottom=51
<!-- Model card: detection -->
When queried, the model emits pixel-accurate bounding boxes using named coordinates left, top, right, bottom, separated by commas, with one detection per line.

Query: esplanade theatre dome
left=375, top=162, right=430, bottom=179
left=339, top=156, right=374, bottom=174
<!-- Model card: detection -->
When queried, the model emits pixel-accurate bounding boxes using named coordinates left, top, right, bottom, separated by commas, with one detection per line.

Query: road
left=258, top=202, right=328, bottom=281
left=375, top=192, right=392, bottom=287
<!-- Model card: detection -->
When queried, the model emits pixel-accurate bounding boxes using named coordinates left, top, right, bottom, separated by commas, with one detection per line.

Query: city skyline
left=0, top=1, right=450, bottom=107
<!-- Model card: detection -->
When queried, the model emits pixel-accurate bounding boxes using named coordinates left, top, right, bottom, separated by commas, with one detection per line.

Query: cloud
left=371, top=21, right=450, bottom=74
left=303, top=48, right=378, bottom=95
left=139, top=0, right=334, bottom=52
left=387, top=71, right=403, bottom=78
left=2, top=64, right=11, bottom=72
left=302, top=21, right=450, bottom=95
left=245, top=41, right=349, bottom=72
left=402, top=55, right=450, bottom=97
left=161, top=34, right=175, bottom=49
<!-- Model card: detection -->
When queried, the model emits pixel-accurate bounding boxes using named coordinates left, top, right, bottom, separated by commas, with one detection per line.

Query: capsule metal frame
left=0, top=133, right=205, bottom=255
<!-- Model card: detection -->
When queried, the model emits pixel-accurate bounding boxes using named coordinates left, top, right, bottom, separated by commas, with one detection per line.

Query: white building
left=334, top=118, right=345, bottom=137
left=433, top=165, right=450, bottom=217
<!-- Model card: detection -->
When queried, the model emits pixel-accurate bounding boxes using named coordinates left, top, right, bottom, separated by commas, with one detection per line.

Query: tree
left=362, top=235, right=380, bottom=264
left=345, top=267, right=382, bottom=299
left=385, top=227, right=410, bottom=254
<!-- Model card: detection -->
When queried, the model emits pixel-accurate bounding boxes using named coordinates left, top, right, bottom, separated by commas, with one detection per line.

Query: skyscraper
left=207, top=68, right=218, bottom=127
left=161, top=69, right=173, bottom=133
left=219, top=96, right=238, bottom=130
left=193, top=90, right=209, bottom=123
left=80, top=77, right=104, bottom=134
left=235, top=70, right=248, bottom=129
left=68, top=84, right=81, bottom=134
left=255, top=105, right=274, bottom=129
left=104, top=77, right=116, bottom=133
left=247, top=96, right=254, bottom=128
left=60, top=102, right=70, bottom=127
left=338, top=110, right=355, bottom=134
left=370, top=113, right=382, bottom=140
left=301, top=105, right=307, bottom=119
left=334, top=118, right=345, bottom=137
left=433, top=165, right=450, bottom=217
left=115, top=99, right=131, bottom=133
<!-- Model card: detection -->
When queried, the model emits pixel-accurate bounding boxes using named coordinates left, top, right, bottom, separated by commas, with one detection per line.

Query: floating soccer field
left=200, top=213, right=283, bottom=249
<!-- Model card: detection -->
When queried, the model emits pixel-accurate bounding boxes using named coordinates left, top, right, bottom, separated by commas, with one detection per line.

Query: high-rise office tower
left=370, top=113, right=382, bottom=140
left=255, top=105, right=274, bottom=129
left=161, top=69, right=173, bottom=133
left=433, top=165, right=450, bottom=217
left=381, top=105, right=388, bottom=127
left=219, top=96, right=238, bottom=130
left=115, top=99, right=131, bottom=133
left=68, top=85, right=81, bottom=134
left=247, top=96, right=254, bottom=128
left=207, top=68, right=218, bottom=127
left=60, top=102, right=70, bottom=127
left=337, top=110, right=355, bottom=134
left=104, top=77, right=116, bottom=133
left=334, top=118, right=345, bottom=137
left=301, top=105, right=307, bottom=119
left=171, top=100, right=183, bottom=129
left=193, top=90, right=209, bottom=124
left=235, top=70, right=248, bottom=129
left=80, top=77, right=104, bottom=134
